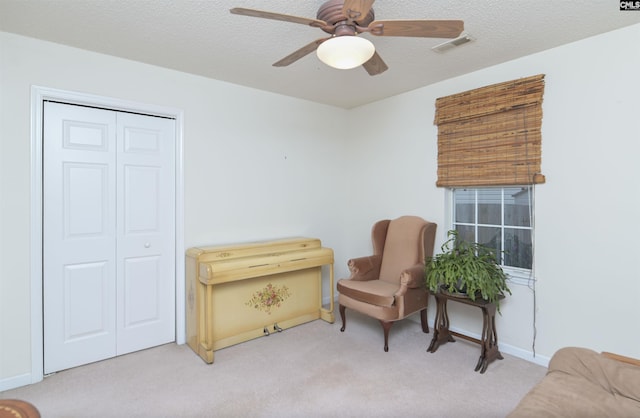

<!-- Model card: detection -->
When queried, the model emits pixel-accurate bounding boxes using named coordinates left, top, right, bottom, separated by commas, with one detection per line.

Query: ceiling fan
left=230, top=0, right=464, bottom=75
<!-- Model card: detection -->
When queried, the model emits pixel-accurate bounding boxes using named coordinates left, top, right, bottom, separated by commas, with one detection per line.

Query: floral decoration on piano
left=246, top=283, right=292, bottom=314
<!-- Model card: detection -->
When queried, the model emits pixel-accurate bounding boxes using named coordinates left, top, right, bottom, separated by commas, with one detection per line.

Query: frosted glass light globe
left=316, top=36, right=375, bottom=70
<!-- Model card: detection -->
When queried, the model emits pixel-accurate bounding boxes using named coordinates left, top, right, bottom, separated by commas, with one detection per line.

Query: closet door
left=43, top=102, right=175, bottom=374
left=44, top=102, right=118, bottom=373
left=115, top=112, right=175, bottom=355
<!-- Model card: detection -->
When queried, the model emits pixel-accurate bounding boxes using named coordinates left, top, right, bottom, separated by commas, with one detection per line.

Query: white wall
left=0, top=31, right=350, bottom=390
left=344, top=24, right=640, bottom=363
left=2, top=23, right=640, bottom=391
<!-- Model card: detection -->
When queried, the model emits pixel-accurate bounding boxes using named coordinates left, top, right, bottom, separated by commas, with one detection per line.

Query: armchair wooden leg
left=380, top=320, right=393, bottom=352
left=339, top=304, right=346, bottom=332
left=420, top=308, right=429, bottom=334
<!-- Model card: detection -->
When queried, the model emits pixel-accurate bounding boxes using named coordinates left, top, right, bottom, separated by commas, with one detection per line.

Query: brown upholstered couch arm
left=508, top=347, right=640, bottom=417
left=347, top=255, right=382, bottom=281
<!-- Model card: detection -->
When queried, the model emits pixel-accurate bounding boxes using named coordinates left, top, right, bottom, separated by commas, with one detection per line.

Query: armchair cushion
left=337, top=279, right=397, bottom=307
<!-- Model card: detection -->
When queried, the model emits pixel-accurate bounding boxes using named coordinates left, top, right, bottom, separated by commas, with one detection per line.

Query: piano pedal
left=263, top=327, right=270, bottom=336
left=274, top=323, right=283, bottom=333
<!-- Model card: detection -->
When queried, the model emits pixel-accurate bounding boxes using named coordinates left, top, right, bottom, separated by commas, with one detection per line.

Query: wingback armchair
left=337, top=216, right=437, bottom=351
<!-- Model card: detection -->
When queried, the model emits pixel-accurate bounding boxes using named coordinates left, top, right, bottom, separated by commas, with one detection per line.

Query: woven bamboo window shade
left=434, top=74, right=546, bottom=187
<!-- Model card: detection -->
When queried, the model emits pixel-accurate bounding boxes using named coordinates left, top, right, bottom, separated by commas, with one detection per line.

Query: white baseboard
left=323, top=295, right=335, bottom=306
left=2, top=298, right=548, bottom=393
left=0, top=372, right=34, bottom=392
left=395, top=308, right=551, bottom=368
left=440, top=323, right=550, bottom=368
left=499, top=341, right=551, bottom=368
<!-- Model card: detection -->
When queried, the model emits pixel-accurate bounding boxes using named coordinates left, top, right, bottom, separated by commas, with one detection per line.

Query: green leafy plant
left=425, top=230, right=511, bottom=308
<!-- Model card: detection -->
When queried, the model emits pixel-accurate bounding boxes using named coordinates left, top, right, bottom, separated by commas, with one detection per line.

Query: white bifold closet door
left=43, top=101, right=175, bottom=374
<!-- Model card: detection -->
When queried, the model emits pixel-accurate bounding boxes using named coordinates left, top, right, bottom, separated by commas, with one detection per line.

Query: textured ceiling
left=1, top=0, right=639, bottom=108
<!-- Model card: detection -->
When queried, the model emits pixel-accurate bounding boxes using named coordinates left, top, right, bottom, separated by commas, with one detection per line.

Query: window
left=433, top=76, right=546, bottom=282
left=452, top=187, right=533, bottom=274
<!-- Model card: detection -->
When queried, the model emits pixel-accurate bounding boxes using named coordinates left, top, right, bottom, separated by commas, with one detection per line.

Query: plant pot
left=439, top=284, right=469, bottom=298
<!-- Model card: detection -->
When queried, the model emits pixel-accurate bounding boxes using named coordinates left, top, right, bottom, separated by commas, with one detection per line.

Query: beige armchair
left=337, top=216, right=437, bottom=351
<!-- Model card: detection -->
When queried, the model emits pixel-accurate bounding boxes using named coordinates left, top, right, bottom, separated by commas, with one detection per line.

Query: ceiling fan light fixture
left=316, top=36, right=375, bottom=70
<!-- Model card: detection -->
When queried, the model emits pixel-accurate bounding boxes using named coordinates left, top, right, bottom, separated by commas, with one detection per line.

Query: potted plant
left=425, top=230, right=511, bottom=308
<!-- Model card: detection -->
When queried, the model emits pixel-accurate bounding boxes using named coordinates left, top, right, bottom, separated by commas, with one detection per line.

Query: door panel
left=65, top=163, right=109, bottom=236
left=123, top=256, right=161, bottom=326
left=44, top=102, right=175, bottom=373
left=44, top=102, right=117, bottom=374
left=63, top=261, right=110, bottom=340
left=124, top=165, right=160, bottom=233
left=116, top=112, right=175, bottom=355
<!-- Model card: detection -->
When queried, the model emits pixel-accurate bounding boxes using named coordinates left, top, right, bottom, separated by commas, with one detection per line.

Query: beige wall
left=0, top=31, right=349, bottom=389
left=343, top=24, right=640, bottom=362
left=2, top=23, right=640, bottom=391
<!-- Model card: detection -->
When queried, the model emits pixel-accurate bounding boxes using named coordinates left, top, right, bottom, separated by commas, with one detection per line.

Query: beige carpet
left=1, top=311, right=546, bottom=417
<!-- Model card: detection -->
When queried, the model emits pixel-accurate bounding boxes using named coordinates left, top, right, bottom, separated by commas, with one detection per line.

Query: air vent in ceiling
left=432, top=33, right=474, bottom=53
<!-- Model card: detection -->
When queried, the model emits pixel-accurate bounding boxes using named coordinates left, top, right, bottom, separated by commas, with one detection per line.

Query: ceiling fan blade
left=230, top=7, right=327, bottom=28
left=273, top=38, right=329, bottom=67
left=362, top=51, right=388, bottom=76
left=368, top=20, right=464, bottom=38
left=342, top=0, right=375, bottom=22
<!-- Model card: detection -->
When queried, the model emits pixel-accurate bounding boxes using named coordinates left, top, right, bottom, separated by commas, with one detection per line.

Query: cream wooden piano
left=186, top=237, right=334, bottom=363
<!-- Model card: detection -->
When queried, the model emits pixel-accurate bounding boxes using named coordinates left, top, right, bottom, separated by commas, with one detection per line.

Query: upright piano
left=186, top=237, right=334, bottom=363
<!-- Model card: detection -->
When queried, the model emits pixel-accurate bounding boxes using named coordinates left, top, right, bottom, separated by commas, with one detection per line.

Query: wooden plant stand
left=427, top=292, right=504, bottom=374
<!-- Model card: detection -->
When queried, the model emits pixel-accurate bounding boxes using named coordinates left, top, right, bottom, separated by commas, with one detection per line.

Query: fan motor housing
left=317, top=0, right=375, bottom=34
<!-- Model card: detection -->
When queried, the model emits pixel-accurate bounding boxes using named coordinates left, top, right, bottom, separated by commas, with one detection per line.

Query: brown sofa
left=509, top=347, right=640, bottom=417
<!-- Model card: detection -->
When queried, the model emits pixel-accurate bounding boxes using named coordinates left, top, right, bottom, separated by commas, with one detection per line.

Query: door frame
left=30, top=86, right=185, bottom=383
